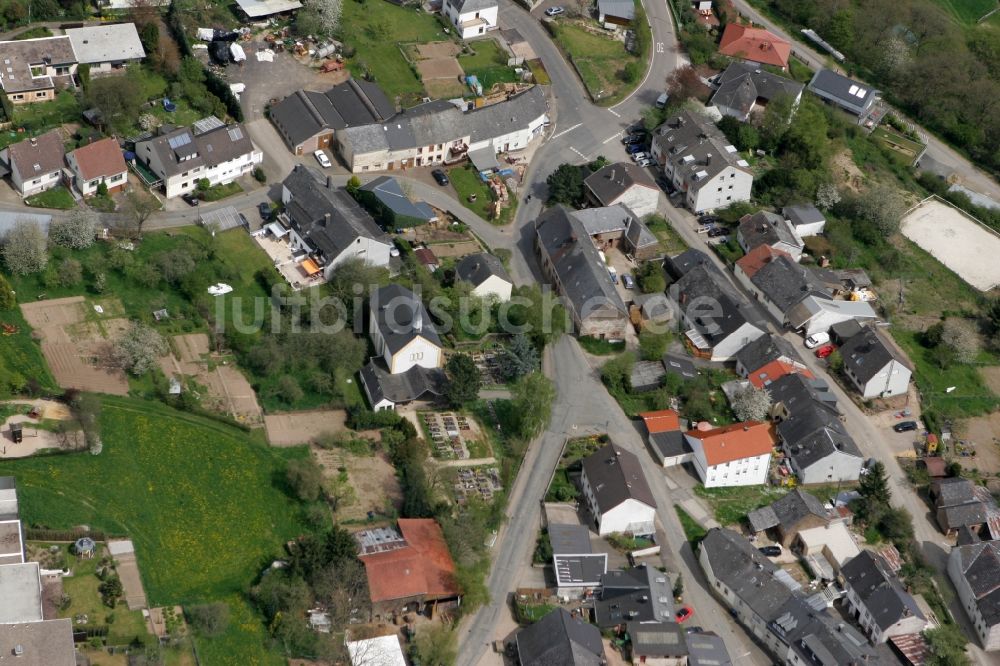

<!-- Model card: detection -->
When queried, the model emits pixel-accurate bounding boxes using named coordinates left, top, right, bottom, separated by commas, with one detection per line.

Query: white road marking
left=603, top=133, right=621, bottom=144
left=570, top=146, right=588, bottom=160
left=608, top=108, right=621, bottom=117
left=551, top=122, right=582, bottom=139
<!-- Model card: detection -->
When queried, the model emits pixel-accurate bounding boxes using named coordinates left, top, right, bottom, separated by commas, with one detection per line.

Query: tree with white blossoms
left=942, top=318, right=980, bottom=363
left=731, top=384, right=772, bottom=422
left=50, top=210, right=99, bottom=249
left=1, top=219, right=48, bottom=275
left=113, top=322, right=168, bottom=376
left=298, top=0, right=342, bottom=38
left=815, top=182, right=841, bottom=210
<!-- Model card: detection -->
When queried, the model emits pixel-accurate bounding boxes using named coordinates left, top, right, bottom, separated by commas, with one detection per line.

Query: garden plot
left=312, top=446, right=402, bottom=522
left=159, top=333, right=263, bottom=426
left=900, top=197, right=1000, bottom=291
left=408, top=41, right=466, bottom=98
left=452, top=465, right=503, bottom=504
left=263, top=409, right=347, bottom=446
left=20, top=297, right=129, bottom=396
left=420, top=411, right=491, bottom=459
left=471, top=349, right=506, bottom=386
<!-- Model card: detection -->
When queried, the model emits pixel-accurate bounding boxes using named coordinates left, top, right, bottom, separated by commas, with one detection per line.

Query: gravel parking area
left=901, top=197, right=1000, bottom=291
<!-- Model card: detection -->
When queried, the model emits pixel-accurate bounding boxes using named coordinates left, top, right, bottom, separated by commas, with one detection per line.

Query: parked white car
left=544, top=6, right=565, bottom=15
left=804, top=331, right=830, bottom=349
left=314, top=150, right=332, bottom=168
left=631, top=152, right=649, bottom=162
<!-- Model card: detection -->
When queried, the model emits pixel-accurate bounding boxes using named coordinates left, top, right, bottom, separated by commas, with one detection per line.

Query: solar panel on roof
left=167, top=133, right=192, bottom=149
left=228, top=127, right=243, bottom=141
left=192, top=116, right=225, bottom=134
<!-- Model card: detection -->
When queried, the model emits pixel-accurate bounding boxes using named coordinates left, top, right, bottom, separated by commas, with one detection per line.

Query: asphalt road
left=728, top=0, right=1000, bottom=203
left=457, top=336, right=769, bottom=666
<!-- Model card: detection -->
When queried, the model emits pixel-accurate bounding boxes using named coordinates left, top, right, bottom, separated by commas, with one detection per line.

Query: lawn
left=8, top=91, right=81, bottom=140
left=870, top=127, right=924, bottom=166
left=645, top=215, right=689, bottom=254
left=577, top=336, right=626, bottom=355
left=0, top=305, right=57, bottom=392
left=0, top=396, right=309, bottom=664
left=341, top=0, right=453, bottom=104
left=551, top=21, right=643, bottom=105
left=694, top=484, right=790, bottom=526
left=931, top=0, right=997, bottom=24
left=199, top=181, right=244, bottom=202
left=458, top=40, right=518, bottom=90
left=25, top=186, right=76, bottom=210
left=893, top=329, right=999, bottom=419
left=447, top=165, right=507, bottom=222
left=674, top=506, right=706, bottom=544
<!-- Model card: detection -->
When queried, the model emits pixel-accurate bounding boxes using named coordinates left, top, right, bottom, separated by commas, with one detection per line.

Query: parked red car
left=675, top=606, right=694, bottom=623
left=815, top=344, right=836, bottom=359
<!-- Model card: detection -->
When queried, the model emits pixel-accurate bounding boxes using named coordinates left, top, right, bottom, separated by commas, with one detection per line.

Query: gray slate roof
left=0, top=618, right=76, bottom=666
left=360, top=357, right=445, bottom=406
left=934, top=477, right=977, bottom=507
left=748, top=488, right=828, bottom=534
left=281, top=165, right=391, bottom=261
left=653, top=110, right=749, bottom=188
left=738, top=211, right=802, bottom=252
left=783, top=203, right=825, bottom=229
left=627, top=621, right=687, bottom=657
left=584, top=162, right=656, bottom=205
left=952, top=539, right=1000, bottom=628
left=673, top=265, right=757, bottom=345
left=661, top=353, right=697, bottom=380
left=840, top=327, right=911, bottom=384
left=699, top=528, right=794, bottom=622
left=550, top=525, right=606, bottom=587
left=370, top=283, right=442, bottom=353
left=343, top=86, right=546, bottom=154
left=66, top=23, right=145, bottom=64
left=516, top=607, right=605, bottom=666
left=137, top=120, right=255, bottom=179
left=711, top=62, right=803, bottom=117
left=359, top=176, right=436, bottom=222
left=6, top=130, right=65, bottom=180
left=598, top=0, right=634, bottom=20
left=842, top=550, right=924, bottom=631
left=649, top=430, right=691, bottom=461
left=770, top=373, right=862, bottom=470
left=735, top=333, right=801, bottom=374
left=749, top=254, right=829, bottom=314
left=535, top=206, right=628, bottom=319
left=270, top=79, right=395, bottom=146
left=807, top=69, right=879, bottom=115
left=686, top=632, right=733, bottom=666
left=0, top=36, right=75, bottom=94
left=581, top=442, right=656, bottom=513
left=595, top=565, right=673, bottom=627
left=549, top=524, right=592, bottom=555
left=448, top=0, right=497, bottom=13
left=455, top=252, right=511, bottom=288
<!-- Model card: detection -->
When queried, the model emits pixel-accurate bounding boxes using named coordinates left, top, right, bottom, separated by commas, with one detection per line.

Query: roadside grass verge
left=549, top=20, right=644, bottom=105
left=26, top=186, right=76, bottom=210
left=674, top=506, right=706, bottom=544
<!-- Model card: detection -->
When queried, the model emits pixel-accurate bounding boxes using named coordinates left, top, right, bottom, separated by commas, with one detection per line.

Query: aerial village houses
left=747, top=488, right=834, bottom=548
left=548, top=523, right=607, bottom=600
left=135, top=118, right=262, bottom=199
left=516, top=607, right=606, bottom=666
left=535, top=206, right=630, bottom=339
left=807, top=69, right=882, bottom=125
left=579, top=442, right=657, bottom=536
left=651, top=110, right=754, bottom=213
left=584, top=162, right=660, bottom=218
left=281, top=165, right=394, bottom=277
left=441, top=0, right=499, bottom=39
left=66, top=137, right=128, bottom=197
left=736, top=211, right=804, bottom=261
left=838, top=326, right=913, bottom=399
left=717, top=24, right=791, bottom=70
left=0, top=130, right=65, bottom=198
left=683, top=421, right=775, bottom=488
left=355, top=519, right=461, bottom=618
left=594, top=565, right=674, bottom=628
left=841, top=550, right=930, bottom=643
left=710, top=62, right=803, bottom=122
left=65, top=24, right=145, bottom=76
left=455, top=253, right=513, bottom=302
left=948, top=532, right=1000, bottom=651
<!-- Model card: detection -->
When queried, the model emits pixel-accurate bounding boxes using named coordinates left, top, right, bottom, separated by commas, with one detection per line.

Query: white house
left=579, top=442, right=656, bottom=536
left=838, top=327, right=912, bottom=399
left=684, top=421, right=774, bottom=488
left=135, top=118, right=262, bottom=199
left=583, top=162, right=660, bottom=218
left=783, top=203, right=826, bottom=237
left=948, top=535, right=1000, bottom=652
left=280, top=165, right=393, bottom=277
left=455, top=252, right=512, bottom=302
left=66, top=24, right=145, bottom=76
left=442, top=0, right=498, bottom=39
left=336, top=86, right=546, bottom=173
left=0, top=130, right=65, bottom=198
left=785, top=295, right=878, bottom=339
left=0, top=36, right=77, bottom=105
left=369, top=284, right=443, bottom=375
left=651, top=110, right=753, bottom=214
left=66, top=137, right=128, bottom=197
left=841, top=551, right=930, bottom=643
left=736, top=211, right=803, bottom=261
left=548, top=523, right=607, bottom=600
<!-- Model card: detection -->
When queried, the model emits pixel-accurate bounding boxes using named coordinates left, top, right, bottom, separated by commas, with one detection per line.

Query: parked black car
left=758, top=545, right=782, bottom=557
left=432, top=169, right=449, bottom=186
left=707, top=227, right=727, bottom=238
left=182, top=193, right=199, bottom=207
left=258, top=202, right=271, bottom=221
left=893, top=420, right=919, bottom=433
left=698, top=214, right=719, bottom=224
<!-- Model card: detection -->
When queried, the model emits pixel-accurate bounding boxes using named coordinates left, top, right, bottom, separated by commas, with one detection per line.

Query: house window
left=34, top=92, right=46, bottom=98
left=11, top=94, right=23, bottom=100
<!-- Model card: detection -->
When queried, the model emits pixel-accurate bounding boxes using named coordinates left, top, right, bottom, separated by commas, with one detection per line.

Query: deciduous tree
left=50, top=209, right=98, bottom=249
left=1, top=220, right=48, bottom=275
left=112, top=322, right=167, bottom=375
left=445, top=353, right=482, bottom=406
left=510, top=371, right=555, bottom=440
left=666, top=65, right=709, bottom=102
left=941, top=318, right=980, bottom=363
left=730, top=384, right=772, bottom=422
left=286, top=457, right=324, bottom=503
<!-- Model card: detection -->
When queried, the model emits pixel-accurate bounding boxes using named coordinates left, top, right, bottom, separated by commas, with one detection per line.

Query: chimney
left=29, top=137, right=37, bottom=147
left=324, top=212, right=331, bottom=226
left=413, top=306, right=423, bottom=332
left=326, top=175, right=332, bottom=189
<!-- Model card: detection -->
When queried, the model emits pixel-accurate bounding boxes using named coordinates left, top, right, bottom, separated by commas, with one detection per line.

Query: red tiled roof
left=735, top=244, right=791, bottom=279
left=359, top=519, right=458, bottom=604
left=70, top=137, right=126, bottom=182
left=639, top=409, right=680, bottom=434
left=414, top=248, right=439, bottom=266
left=685, top=421, right=775, bottom=466
left=748, top=360, right=813, bottom=389
left=719, top=24, right=791, bottom=69
left=888, top=633, right=929, bottom=666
